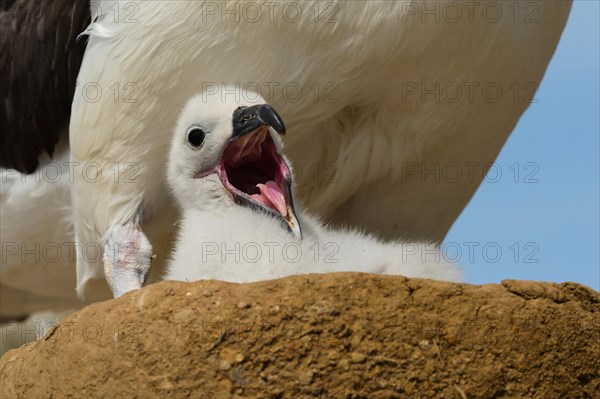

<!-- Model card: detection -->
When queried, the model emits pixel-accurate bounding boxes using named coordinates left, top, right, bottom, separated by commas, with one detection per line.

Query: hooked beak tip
left=232, top=104, right=286, bottom=138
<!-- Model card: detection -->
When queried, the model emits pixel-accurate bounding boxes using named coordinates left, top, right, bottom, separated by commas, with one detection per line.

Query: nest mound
left=1, top=273, right=598, bottom=398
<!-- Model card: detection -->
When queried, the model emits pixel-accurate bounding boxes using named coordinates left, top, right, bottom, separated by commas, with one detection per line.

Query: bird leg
left=102, top=217, right=153, bottom=297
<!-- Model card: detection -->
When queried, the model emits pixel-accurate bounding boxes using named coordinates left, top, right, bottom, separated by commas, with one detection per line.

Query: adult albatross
left=0, top=1, right=572, bottom=306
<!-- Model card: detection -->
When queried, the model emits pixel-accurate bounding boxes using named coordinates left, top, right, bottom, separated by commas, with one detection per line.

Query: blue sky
left=445, top=0, right=600, bottom=290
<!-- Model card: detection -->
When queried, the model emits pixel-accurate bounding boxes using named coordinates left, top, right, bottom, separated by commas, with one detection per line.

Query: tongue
left=251, top=181, right=288, bottom=217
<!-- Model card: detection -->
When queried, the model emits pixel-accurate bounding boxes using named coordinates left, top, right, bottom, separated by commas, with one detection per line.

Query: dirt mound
left=1, top=274, right=598, bottom=398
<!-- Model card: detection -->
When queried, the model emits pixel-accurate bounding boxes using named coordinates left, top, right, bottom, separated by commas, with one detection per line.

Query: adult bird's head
left=167, top=89, right=302, bottom=238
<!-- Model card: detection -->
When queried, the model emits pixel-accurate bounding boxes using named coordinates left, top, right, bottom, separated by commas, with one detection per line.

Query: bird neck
left=180, top=203, right=297, bottom=244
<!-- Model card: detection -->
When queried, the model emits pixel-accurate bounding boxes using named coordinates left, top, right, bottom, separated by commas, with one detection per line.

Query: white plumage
left=1, top=138, right=86, bottom=315
left=0, top=1, right=571, bottom=314
left=68, top=0, right=570, bottom=299
left=165, top=92, right=461, bottom=283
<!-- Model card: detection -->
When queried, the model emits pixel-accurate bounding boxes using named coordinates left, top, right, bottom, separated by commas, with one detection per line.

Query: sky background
left=445, top=0, right=600, bottom=290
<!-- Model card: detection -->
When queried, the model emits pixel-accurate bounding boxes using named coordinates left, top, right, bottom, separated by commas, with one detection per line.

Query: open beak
left=215, top=104, right=302, bottom=239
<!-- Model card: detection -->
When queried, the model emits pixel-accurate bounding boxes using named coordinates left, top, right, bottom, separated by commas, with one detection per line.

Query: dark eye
left=187, top=127, right=206, bottom=148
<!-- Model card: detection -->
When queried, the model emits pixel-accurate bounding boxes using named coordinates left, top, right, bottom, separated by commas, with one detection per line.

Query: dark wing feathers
left=0, top=0, right=89, bottom=173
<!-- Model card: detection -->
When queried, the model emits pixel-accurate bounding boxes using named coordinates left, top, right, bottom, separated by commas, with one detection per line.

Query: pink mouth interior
left=218, top=128, right=290, bottom=216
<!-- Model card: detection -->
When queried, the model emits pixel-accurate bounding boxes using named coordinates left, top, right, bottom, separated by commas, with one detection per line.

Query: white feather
left=166, top=206, right=463, bottom=284
left=0, top=135, right=85, bottom=315
left=68, top=0, right=571, bottom=298
left=164, top=92, right=462, bottom=283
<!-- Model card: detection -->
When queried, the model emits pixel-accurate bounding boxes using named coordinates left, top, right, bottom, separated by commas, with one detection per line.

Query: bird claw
left=103, top=220, right=153, bottom=298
